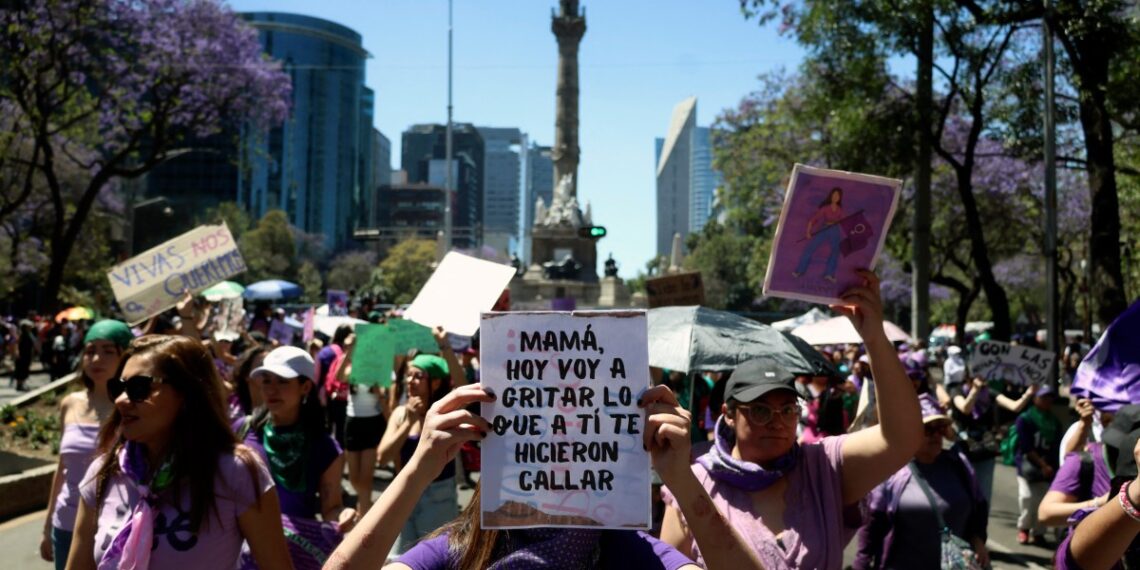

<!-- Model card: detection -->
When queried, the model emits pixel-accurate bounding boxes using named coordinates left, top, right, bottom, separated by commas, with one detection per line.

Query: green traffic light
left=590, top=227, right=606, bottom=238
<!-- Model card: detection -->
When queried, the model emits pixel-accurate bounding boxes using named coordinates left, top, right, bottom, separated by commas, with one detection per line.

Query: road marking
left=0, top=509, right=47, bottom=532
left=987, top=538, right=1050, bottom=570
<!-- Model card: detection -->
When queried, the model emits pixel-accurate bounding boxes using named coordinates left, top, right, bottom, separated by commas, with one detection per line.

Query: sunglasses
left=112, top=375, right=162, bottom=403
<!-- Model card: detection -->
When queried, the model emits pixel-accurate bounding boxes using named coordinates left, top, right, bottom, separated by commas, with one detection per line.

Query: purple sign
left=327, top=289, right=348, bottom=317
left=763, top=164, right=902, bottom=305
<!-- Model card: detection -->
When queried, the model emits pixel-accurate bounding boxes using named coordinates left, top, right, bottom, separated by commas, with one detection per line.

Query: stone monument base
left=597, top=276, right=630, bottom=308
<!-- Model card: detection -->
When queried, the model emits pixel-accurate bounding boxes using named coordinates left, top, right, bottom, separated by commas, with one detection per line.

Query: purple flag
left=839, top=210, right=873, bottom=257
left=1072, top=298, right=1140, bottom=412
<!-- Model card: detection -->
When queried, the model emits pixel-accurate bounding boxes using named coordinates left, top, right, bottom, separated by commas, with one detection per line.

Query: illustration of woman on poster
left=793, top=187, right=845, bottom=282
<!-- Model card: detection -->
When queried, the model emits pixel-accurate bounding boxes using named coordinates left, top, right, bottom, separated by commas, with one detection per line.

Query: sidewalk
left=0, top=366, right=54, bottom=407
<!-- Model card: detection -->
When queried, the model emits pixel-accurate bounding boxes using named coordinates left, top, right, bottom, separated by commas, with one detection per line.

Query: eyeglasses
left=735, top=403, right=801, bottom=425
left=113, top=375, right=161, bottom=403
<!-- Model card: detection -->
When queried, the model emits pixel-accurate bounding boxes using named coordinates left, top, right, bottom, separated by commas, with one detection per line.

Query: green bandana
left=262, top=422, right=309, bottom=493
left=411, top=354, right=449, bottom=380
left=85, top=320, right=134, bottom=349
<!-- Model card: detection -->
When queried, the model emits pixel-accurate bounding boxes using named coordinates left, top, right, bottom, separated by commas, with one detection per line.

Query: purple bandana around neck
left=99, top=442, right=170, bottom=570
left=487, top=528, right=602, bottom=570
left=696, top=415, right=799, bottom=492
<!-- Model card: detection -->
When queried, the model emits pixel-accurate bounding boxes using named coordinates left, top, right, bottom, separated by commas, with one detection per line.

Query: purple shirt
left=52, top=423, right=100, bottom=530
left=239, top=420, right=342, bottom=518
left=1050, top=443, right=1112, bottom=516
left=79, top=449, right=273, bottom=568
left=397, top=530, right=693, bottom=570
left=661, top=435, right=865, bottom=570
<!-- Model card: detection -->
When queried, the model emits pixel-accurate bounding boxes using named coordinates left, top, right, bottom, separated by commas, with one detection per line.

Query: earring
left=303, top=393, right=309, bottom=405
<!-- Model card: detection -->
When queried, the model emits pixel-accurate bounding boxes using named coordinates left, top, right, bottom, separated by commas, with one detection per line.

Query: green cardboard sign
left=349, top=320, right=440, bottom=387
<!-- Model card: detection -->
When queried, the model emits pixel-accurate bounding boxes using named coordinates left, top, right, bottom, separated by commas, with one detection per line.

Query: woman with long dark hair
left=231, top=344, right=272, bottom=417
left=41, top=321, right=132, bottom=570
left=238, top=345, right=355, bottom=567
left=67, top=335, right=291, bottom=569
left=377, top=354, right=455, bottom=557
left=793, top=186, right=846, bottom=282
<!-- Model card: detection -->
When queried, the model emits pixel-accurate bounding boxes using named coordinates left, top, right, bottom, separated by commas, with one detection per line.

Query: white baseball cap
left=252, top=346, right=316, bottom=380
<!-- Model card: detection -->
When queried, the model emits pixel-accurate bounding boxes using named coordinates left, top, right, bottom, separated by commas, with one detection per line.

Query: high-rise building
left=477, top=126, right=524, bottom=256
left=655, top=97, right=722, bottom=257
left=522, top=143, right=554, bottom=264
left=369, top=128, right=392, bottom=226
left=238, top=12, right=372, bottom=251
left=401, top=123, right=484, bottom=248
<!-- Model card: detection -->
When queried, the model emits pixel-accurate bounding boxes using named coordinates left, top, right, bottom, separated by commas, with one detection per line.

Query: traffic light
left=577, top=226, right=607, bottom=239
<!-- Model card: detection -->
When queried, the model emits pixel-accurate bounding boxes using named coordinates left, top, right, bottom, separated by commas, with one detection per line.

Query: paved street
left=0, top=365, right=54, bottom=407
left=1, top=458, right=1059, bottom=569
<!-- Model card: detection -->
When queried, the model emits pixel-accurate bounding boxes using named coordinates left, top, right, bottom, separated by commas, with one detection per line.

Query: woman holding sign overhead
left=335, top=332, right=390, bottom=518
left=659, top=270, right=924, bottom=570
left=324, top=383, right=766, bottom=570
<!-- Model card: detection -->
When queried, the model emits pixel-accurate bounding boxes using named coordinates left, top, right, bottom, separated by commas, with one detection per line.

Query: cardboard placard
left=763, top=164, right=901, bottom=305
left=404, top=252, right=517, bottom=337
left=969, top=340, right=1056, bottom=386
left=480, top=311, right=651, bottom=529
left=327, top=290, right=349, bottom=316
left=349, top=320, right=441, bottom=387
left=107, top=224, right=246, bottom=324
left=645, top=272, right=705, bottom=308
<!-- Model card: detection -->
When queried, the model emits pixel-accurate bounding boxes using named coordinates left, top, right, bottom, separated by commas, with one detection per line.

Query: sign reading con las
left=479, top=311, right=651, bottom=530
left=107, top=224, right=246, bottom=324
left=969, top=340, right=1056, bottom=386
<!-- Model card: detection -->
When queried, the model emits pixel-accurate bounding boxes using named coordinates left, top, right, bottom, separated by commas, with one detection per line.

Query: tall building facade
left=655, top=97, right=722, bottom=257
left=401, top=123, right=484, bottom=248
left=477, top=126, right=524, bottom=256
left=369, top=128, right=392, bottom=226
left=238, top=12, right=372, bottom=251
left=522, top=143, right=554, bottom=264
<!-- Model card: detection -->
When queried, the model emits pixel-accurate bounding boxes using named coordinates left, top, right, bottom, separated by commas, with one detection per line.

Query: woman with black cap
left=658, top=270, right=924, bottom=569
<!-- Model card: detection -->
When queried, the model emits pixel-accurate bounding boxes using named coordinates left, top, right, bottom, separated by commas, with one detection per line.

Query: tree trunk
left=43, top=172, right=113, bottom=314
left=955, top=283, right=982, bottom=346
left=1074, top=68, right=1127, bottom=325
left=956, top=174, right=1013, bottom=341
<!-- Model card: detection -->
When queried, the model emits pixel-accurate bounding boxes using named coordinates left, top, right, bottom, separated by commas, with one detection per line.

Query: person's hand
left=971, top=538, right=990, bottom=568
left=39, top=532, right=52, bottom=562
left=639, top=385, right=693, bottom=484
left=971, top=377, right=986, bottom=391
left=1076, top=398, right=1095, bottom=425
left=1025, top=384, right=1039, bottom=397
left=175, top=290, right=198, bottom=320
left=433, top=326, right=450, bottom=351
left=829, top=269, right=885, bottom=340
left=336, top=508, right=358, bottom=534
left=408, top=384, right=493, bottom=478
left=406, top=396, right=427, bottom=420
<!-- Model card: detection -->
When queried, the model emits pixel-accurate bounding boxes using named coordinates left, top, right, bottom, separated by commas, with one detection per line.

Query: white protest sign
left=479, top=311, right=651, bottom=530
left=403, top=252, right=516, bottom=337
left=968, top=340, right=1056, bottom=385
left=107, top=224, right=246, bottom=324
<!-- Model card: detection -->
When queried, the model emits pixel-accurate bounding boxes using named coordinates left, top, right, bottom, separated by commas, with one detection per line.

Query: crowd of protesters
left=18, top=269, right=1140, bottom=570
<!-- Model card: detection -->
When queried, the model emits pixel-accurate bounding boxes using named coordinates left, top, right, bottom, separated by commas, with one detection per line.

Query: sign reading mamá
left=968, top=340, right=1056, bottom=386
left=107, top=224, right=246, bottom=324
left=480, top=311, right=651, bottom=530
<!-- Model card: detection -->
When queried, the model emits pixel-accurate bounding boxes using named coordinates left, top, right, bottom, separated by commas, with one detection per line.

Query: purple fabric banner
left=1072, top=298, right=1140, bottom=412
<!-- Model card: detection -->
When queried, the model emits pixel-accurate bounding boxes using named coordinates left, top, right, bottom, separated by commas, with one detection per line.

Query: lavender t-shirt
left=397, top=530, right=693, bottom=570
left=52, top=423, right=100, bottom=530
left=79, top=448, right=273, bottom=568
left=1050, top=443, right=1112, bottom=503
left=661, top=435, right=865, bottom=570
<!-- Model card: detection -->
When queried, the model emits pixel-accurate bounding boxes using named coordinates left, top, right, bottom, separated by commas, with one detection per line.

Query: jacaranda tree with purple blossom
left=0, top=0, right=290, bottom=312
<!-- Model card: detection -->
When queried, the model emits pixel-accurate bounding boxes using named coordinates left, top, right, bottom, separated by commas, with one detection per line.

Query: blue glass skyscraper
left=239, top=12, right=372, bottom=251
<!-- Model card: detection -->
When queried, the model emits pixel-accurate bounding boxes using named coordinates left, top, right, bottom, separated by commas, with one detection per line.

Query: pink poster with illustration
left=763, top=164, right=902, bottom=305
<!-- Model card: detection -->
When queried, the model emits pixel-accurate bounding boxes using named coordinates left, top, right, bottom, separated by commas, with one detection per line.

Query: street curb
left=6, top=373, right=76, bottom=409
left=0, top=464, right=55, bottom=522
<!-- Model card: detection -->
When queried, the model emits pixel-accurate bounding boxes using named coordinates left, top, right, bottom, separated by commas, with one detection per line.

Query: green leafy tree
left=297, top=261, right=323, bottom=304
left=379, top=239, right=436, bottom=305
left=239, top=210, right=296, bottom=282
left=200, top=201, right=253, bottom=243
left=326, top=251, right=378, bottom=292
left=683, top=220, right=763, bottom=311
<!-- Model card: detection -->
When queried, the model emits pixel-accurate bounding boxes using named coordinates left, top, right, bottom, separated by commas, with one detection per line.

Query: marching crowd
left=17, top=270, right=1140, bottom=569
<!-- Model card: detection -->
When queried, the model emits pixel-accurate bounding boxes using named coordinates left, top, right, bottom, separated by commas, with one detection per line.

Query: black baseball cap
left=726, top=357, right=797, bottom=404
left=1103, top=405, right=1140, bottom=479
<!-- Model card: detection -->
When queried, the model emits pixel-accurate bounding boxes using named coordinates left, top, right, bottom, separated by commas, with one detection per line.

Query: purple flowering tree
left=0, top=0, right=290, bottom=312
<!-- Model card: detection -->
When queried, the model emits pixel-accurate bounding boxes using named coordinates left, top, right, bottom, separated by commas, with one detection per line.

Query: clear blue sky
left=227, top=0, right=805, bottom=276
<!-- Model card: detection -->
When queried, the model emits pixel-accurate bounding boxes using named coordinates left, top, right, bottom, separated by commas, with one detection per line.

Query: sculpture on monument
left=538, top=173, right=585, bottom=227
left=604, top=254, right=618, bottom=278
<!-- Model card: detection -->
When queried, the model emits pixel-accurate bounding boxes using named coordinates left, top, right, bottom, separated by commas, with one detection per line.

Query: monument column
left=552, top=0, right=586, bottom=196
